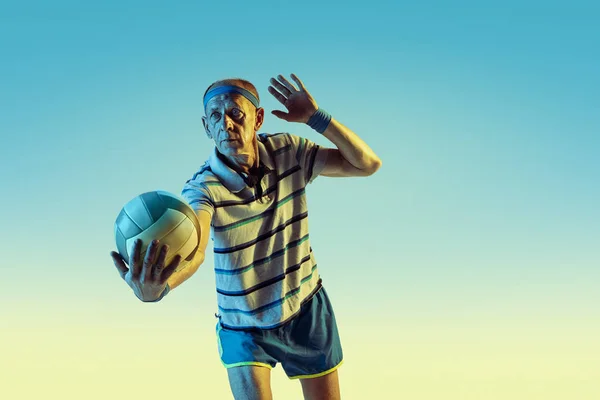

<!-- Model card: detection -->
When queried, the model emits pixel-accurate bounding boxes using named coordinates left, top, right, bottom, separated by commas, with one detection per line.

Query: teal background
left=1, top=1, right=598, bottom=399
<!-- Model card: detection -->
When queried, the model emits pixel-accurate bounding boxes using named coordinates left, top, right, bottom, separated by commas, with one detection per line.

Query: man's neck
left=217, top=150, right=258, bottom=175
left=218, top=137, right=260, bottom=174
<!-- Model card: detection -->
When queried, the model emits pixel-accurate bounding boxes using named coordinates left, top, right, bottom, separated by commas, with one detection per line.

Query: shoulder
left=258, top=132, right=309, bottom=156
left=182, top=162, right=220, bottom=195
left=258, top=132, right=293, bottom=148
left=184, top=162, right=215, bottom=185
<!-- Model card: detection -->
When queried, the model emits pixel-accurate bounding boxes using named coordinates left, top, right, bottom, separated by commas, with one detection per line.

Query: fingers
left=269, top=78, right=291, bottom=98
left=268, top=74, right=306, bottom=105
left=152, top=244, right=169, bottom=281
left=268, top=85, right=287, bottom=105
left=270, top=80, right=291, bottom=97
left=111, top=251, right=128, bottom=279
left=275, top=75, right=297, bottom=94
left=271, top=110, right=290, bottom=121
left=130, top=238, right=143, bottom=279
left=160, top=254, right=183, bottom=284
left=142, top=239, right=160, bottom=282
left=290, top=73, right=306, bottom=91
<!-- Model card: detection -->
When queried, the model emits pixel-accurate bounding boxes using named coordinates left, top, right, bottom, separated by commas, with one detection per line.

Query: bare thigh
left=300, top=369, right=341, bottom=400
left=227, top=365, right=273, bottom=400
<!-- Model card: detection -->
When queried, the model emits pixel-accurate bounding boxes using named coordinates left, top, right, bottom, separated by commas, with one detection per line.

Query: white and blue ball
left=114, top=190, right=200, bottom=272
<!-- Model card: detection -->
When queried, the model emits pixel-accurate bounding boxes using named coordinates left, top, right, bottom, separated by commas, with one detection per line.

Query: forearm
left=166, top=250, right=205, bottom=290
left=320, top=117, right=381, bottom=172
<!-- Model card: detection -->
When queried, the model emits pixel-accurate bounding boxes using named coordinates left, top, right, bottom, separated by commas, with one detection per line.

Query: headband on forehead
left=203, top=85, right=260, bottom=109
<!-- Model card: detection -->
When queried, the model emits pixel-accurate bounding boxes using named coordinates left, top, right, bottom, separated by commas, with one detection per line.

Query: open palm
left=268, top=74, right=319, bottom=123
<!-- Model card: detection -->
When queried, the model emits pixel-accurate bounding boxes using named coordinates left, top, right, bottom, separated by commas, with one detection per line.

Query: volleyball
left=114, top=190, right=201, bottom=271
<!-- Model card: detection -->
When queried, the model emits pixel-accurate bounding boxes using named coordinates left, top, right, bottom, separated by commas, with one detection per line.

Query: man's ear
left=202, top=116, right=212, bottom=139
left=254, top=107, right=265, bottom=131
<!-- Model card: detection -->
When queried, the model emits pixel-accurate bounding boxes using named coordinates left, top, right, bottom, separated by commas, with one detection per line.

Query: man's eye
left=232, top=109, right=244, bottom=118
left=211, top=112, right=221, bottom=121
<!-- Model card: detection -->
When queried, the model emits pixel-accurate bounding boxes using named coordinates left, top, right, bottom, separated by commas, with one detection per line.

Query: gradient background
left=1, top=1, right=599, bottom=399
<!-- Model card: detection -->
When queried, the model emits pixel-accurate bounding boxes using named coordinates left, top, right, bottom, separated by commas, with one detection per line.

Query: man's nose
left=219, top=114, right=234, bottom=131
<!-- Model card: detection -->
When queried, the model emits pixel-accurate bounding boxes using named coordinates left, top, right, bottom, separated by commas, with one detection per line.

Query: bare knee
left=300, top=369, right=341, bottom=400
left=227, top=365, right=273, bottom=400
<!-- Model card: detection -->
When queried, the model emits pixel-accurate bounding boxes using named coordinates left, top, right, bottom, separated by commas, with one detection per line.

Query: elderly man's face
left=202, top=93, right=264, bottom=165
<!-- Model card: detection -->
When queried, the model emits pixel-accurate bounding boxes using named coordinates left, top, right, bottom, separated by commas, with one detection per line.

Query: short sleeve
left=181, top=181, right=215, bottom=218
left=285, top=133, right=329, bottom=185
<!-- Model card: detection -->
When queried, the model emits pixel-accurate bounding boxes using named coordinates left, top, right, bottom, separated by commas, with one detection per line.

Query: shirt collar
left=208, top=137, right=274, bottom=193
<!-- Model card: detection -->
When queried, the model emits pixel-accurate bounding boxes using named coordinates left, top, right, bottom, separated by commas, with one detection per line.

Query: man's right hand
left=110, top=238, right=181, bottom=302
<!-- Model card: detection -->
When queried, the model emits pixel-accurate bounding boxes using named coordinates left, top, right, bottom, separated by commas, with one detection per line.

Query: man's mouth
left=223, top=139, right=241, bottom=145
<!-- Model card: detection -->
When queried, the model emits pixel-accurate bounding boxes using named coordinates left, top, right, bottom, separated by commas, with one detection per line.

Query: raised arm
left=268, top=73, right=381, bottom=178
left=318, top=118, right=381, bottom=177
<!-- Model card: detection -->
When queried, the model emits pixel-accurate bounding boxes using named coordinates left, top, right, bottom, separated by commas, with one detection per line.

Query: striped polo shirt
left=181, top=132, right=329, bottom=330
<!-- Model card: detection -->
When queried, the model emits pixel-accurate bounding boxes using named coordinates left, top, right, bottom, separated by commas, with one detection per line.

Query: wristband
left=307, top=108, right=332, bottom=134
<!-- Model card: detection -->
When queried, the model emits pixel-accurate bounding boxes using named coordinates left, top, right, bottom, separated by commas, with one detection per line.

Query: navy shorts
left=215, top=286, right=344, bottom=379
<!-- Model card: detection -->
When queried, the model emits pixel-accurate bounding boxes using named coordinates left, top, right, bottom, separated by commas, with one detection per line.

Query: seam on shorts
left=216, top=320, right=275, bottom=370
left=221, top=361, right=274, bottom=369
left=216, top=321, right=224, bottom=357
left=287, top=359, right=344, bottom=380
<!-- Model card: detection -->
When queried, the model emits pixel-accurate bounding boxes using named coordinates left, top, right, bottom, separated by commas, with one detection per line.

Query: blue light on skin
left=202, top=92, right=265, bottom=174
